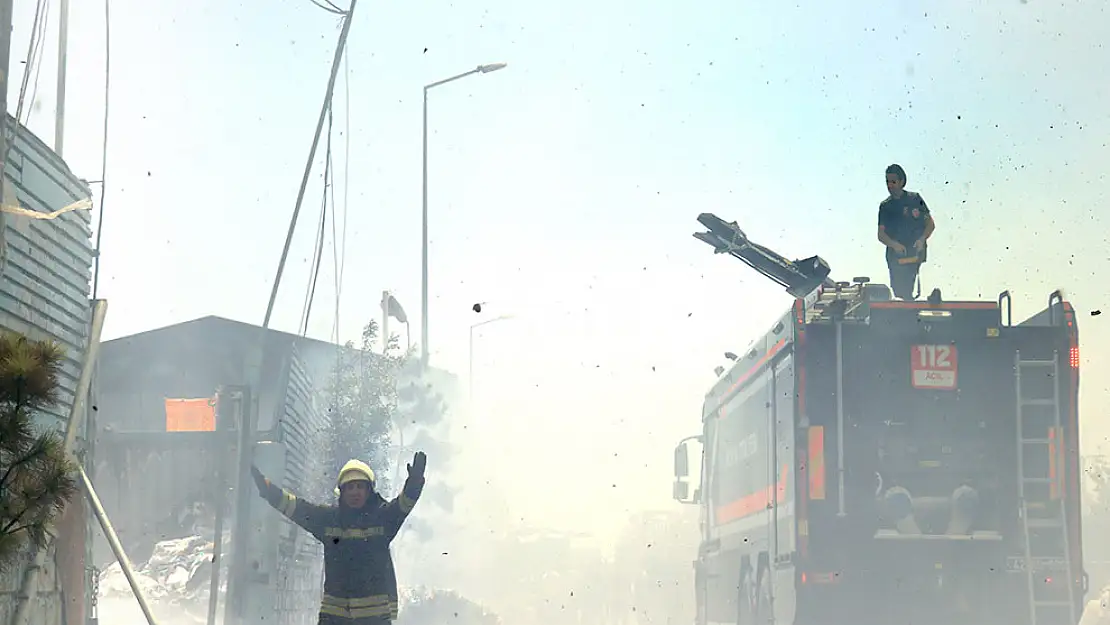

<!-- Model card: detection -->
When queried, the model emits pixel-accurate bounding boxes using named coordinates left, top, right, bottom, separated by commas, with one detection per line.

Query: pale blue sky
left=8, top=0, right=1110, bottom=542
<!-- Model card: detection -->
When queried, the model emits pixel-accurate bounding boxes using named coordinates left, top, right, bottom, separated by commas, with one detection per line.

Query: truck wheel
left=737, top=568, right=754, bottom=625
left=754, top=565, right=772, bottom=623
left=694, top=564, right=707, bottom=625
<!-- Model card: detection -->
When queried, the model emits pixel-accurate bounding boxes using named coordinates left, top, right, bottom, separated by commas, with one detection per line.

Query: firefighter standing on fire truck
left=251, top=452, right=427, bottom=624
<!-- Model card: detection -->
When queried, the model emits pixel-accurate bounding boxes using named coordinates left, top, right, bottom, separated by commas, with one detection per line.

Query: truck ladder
left=1015, top=351, right=1077, bottom=625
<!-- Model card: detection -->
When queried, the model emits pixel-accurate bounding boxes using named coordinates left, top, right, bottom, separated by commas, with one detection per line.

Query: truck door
left=770, top=355, right=795, bottom=558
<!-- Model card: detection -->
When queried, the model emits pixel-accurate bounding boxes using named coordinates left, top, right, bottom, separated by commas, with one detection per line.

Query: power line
left=309, top=0, right=346, bottom=15
left=15, top=0, right=48, bottom=125
left=2, top=0, right=48, bottom=169
left=321, top=106, right=338, bottom=324
left=19, top=0, right=49, bottom=126
left=326, top=50, right=348, bottom=450
left=331, top=49, right=352, bottom=345
left=259, top=0, right=357, bottom=332
left=339, top=50, right=351, bottom=312
left=329, top=101, right=341, bottom=341
left=299, top=104, right=334, bottom=336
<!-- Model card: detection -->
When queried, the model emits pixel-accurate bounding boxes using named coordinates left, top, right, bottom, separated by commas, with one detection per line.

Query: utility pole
left=55, top=0, right=70, bottom=156
left=0, top=0, right=14, bottom=277
left=260, top=0, right=359, bottom=333
left=0, top=0, right=14, bottom=202
left=234, top=2, right=359, bottom=623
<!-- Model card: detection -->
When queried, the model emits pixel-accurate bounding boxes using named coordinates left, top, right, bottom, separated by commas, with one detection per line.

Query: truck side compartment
left=698, top=316, right=798, bottom=625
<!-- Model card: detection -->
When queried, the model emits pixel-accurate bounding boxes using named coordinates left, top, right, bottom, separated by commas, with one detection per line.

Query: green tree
left=323, top=320, right=406, bottom=491
left=0, top=331, right=78, bottom=566
left=322, top=320, right=450, bottom=495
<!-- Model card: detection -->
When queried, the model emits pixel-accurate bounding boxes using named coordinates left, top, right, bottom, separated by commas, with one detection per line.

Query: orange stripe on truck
left=808, top=426, right=826, bottom=500
left=716, top=464, right=790, bottom=525
left=1048, top=427, right=1060, bottom=500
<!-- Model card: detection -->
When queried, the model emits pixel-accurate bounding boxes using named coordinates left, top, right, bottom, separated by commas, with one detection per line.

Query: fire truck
left=671, top=214, right=1086, bottom=625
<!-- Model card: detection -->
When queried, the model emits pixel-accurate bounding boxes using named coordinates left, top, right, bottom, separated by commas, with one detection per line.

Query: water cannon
left=693, top=213, right=834, bottom=299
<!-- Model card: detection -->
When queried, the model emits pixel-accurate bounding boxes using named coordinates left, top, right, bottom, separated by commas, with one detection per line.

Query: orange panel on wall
left=165, top=397, right=216, bottom=432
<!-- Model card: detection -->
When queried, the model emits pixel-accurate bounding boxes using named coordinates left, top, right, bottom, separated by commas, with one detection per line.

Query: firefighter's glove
left=407, top=451, right=427, bottom=482
left=250, top=465, right=269, bottom=494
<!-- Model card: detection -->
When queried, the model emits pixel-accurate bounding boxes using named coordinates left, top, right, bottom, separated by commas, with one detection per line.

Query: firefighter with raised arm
left=251, top=452, right=427, bottom=624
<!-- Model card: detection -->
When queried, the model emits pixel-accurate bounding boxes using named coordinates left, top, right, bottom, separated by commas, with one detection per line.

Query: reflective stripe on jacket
left=320, top=592, right=398, bottom=620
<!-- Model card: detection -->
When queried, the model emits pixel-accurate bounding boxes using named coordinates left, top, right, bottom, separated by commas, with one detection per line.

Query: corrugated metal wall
left=0, top=114, right=93, bottom=427
left=272, top=343, right=329, bottom=625
left=0, top=117, right=94, bottom=625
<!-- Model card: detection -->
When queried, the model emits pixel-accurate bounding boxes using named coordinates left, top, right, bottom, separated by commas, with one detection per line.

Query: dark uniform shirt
left=878, top=191, right=931, bottom=265
left=259, top=476, right=424, bottom=624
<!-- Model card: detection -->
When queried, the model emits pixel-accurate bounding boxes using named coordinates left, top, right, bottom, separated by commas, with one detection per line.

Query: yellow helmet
left=334, top=459, right=375, bottom=496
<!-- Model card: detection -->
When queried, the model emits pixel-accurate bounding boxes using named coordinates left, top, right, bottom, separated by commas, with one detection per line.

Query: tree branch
left=0, top=440, right=44, bottom=495
left=1, top=522, right=36, bottom=539
left=4, top=481, right=67, bottom=534
left=0, top=500, right=33, bottom=536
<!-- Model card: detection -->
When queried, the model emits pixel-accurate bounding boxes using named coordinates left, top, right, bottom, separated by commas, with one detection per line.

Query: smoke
left=391, top=371, right=499, bottom=605
left=91, top=320, right=701, bottom=625
left=398, top=588, right=500, bottom=625
left=98, top=597, right=215, bottom=625
left=388, top=365, right=457, bottom=546
left=385, top=361, right=699, bottom=625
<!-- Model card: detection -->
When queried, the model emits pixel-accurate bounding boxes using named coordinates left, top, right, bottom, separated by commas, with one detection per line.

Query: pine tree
left=0, top=331, right=78, bottom=567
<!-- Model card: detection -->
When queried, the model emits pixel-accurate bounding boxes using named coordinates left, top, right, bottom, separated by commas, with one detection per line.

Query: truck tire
left=737, top=567, right=754, bottom=625
left=754, top=563, right=772, bottom=624
left=695, top=573, right=707, bottom=625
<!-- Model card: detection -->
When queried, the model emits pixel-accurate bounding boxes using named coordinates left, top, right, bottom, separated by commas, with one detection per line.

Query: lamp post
left=469, top=314, right=513, bottom=400
left=421, top=62, right=508, bottom=370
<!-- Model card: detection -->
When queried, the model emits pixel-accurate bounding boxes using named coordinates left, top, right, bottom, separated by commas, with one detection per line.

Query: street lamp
left=469, top=314, right=514, bottom=400
left=421, top=62, right=509, bottom=370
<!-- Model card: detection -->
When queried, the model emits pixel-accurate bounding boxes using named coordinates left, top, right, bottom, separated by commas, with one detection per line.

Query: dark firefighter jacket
left=258, top=476, right=424, bottom=622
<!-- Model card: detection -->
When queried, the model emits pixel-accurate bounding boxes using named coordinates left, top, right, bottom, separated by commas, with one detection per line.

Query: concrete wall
left=0, top=116, right=94, bottom=625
